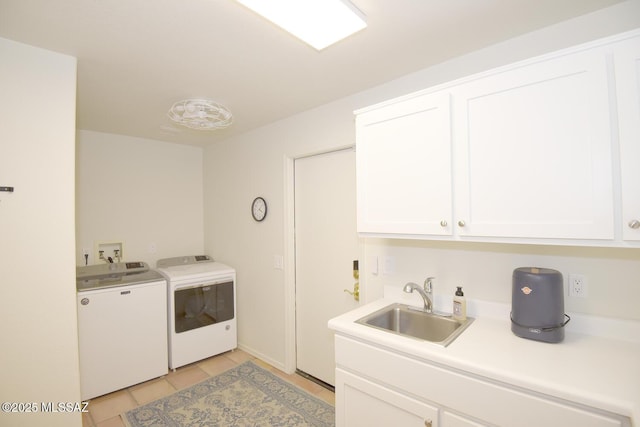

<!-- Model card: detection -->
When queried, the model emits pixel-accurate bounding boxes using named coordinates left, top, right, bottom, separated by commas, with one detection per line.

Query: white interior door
left=295, top=148, right=359, bottom=386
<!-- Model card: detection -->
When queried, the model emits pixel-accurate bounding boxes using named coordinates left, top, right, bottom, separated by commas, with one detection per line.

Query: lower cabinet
left=337, top=368, right=487, bottom=427
left=334, top=335, right=630, bottom=427
left=336, top=368, right=438, bottom=427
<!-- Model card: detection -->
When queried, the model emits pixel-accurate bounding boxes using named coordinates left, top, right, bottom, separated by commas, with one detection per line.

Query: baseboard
left=236, top=342, right=288, bottom=373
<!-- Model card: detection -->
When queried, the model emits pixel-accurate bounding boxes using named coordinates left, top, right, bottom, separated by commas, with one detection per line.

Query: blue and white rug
left=122, top=361, right=334, bottom=427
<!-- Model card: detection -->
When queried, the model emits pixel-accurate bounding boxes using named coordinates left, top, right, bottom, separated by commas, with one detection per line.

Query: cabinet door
left=614, top=35, right=640, bottom=241
left=356, top=91, right=452, bottom=235
left=452, top=48, right=614, bottom=239
left=336, top=368, right=438, bottom=427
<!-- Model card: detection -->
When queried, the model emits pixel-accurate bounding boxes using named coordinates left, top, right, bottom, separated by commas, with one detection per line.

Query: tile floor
left=81, top=349, right=335, bottom=427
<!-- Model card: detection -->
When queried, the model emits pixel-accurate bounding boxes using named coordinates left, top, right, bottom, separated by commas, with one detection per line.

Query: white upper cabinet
left=355, top=30, right=640, bottom=246
left=452, top=47, right=614, bottom=240
left=356, top=91, right=452, bottom=235
left=614, top=35, right=640, bottom=242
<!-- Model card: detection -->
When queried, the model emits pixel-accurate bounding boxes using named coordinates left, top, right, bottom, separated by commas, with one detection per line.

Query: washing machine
left=76, top=262, right=168, bottom=400
left=156, top=255, right=237, bottom=370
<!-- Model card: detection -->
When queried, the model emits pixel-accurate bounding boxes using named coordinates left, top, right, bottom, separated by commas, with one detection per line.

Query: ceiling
left=0, top=0, right=624, bottom=146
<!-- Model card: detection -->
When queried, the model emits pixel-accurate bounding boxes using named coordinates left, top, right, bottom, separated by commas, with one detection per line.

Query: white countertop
left=328, top=298, right=640, bottom=424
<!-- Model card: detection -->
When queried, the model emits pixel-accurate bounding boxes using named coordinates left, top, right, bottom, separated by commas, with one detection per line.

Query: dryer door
left=173, top=279, right=234, bottom=333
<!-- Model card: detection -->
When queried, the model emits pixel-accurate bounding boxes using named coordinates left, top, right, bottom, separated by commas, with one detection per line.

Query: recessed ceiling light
left=235, top=0, right=367, bottom=50
left=167, top=99, right=233, bottom=131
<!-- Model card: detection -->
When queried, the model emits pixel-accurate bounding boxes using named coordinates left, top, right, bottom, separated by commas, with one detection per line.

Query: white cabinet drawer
left=335, top=335, right=627, bottom=427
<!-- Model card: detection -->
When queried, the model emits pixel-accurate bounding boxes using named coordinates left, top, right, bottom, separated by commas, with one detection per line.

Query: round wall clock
left=251, top=197, right=267, bottom=222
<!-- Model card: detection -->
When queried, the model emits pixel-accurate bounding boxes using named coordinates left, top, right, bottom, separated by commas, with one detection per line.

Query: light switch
left=274, top=255, right=284, bottom=270
left=369, top=256, right=379, bottom=275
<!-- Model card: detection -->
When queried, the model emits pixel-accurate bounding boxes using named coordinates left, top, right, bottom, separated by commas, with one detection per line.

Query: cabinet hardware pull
left=629, top=219, right=640, bottom=229
left=424, top=420, right=432, bottom=427
left=458, top=220, right=466, bottom=227
left=440, top=220, right=447, bottom=227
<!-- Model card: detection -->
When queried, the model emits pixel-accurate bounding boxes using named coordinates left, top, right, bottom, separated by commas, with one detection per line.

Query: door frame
left=283, top=145, right=363, bottom=375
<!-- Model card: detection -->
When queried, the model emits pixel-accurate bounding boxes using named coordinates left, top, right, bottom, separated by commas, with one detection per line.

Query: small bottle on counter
left=453, top=286, right=467, bottom=321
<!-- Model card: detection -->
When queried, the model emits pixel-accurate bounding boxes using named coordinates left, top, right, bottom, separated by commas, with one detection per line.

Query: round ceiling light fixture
left=167, top=98, right=233, bottom=130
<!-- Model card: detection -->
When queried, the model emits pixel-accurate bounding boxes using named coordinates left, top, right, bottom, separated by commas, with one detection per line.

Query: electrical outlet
left=382, top=256, right=395, bottom=275
left=568, top=274, right=588, bottom=298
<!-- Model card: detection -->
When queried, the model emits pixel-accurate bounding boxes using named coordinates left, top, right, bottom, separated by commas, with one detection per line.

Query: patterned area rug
left=122, top=361, right=335, bottom=427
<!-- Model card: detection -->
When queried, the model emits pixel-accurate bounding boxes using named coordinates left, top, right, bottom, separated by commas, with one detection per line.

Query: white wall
left=365, top=240, right=640, bottom=321
left=203, top=1, right=640, bottom=369
left=76, top=130, right=204, bottom=266
left=203, top=113, right=355, bottom=368
left=0, top=38, right=81, bottom=427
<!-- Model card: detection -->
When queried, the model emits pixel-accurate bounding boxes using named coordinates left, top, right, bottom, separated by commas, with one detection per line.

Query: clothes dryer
left=156, top=255, right=237, bottom=369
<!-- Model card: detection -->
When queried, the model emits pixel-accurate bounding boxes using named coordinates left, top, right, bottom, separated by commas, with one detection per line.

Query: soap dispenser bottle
left=453, top=286, right=467, bottom=321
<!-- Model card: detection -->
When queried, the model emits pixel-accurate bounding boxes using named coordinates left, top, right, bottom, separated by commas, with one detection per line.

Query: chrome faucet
left=403, top=277, right=434, bottom=313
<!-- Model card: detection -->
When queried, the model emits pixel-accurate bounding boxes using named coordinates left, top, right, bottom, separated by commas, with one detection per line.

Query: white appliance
left=76, top=262, right=168, bottom=400
left=156, top=255, right=237, bottom=370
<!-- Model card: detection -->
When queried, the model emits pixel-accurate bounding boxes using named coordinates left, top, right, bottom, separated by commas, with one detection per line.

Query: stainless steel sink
left=356, top=303, right=474, bottom=346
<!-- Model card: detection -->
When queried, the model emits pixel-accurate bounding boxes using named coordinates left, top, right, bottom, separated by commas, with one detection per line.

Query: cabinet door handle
left=458, top=220, right=466, bottom=227
left=424, top=420, right=432, bottom=427
left=629, top=219, right=640, bottom=229
left=440, top=220, right=447, bottom=227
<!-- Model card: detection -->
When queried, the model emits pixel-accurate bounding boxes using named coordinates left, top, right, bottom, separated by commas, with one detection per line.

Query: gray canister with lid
left=511, top=267, right=569, bottom=343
